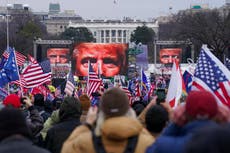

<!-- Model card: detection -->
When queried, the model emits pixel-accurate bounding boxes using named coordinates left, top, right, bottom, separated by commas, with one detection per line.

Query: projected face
left=74, top=43, right=127, bottom=77
left=47, top=48, right=69, bottom=64
left=160, top=48, right=181, bottom=64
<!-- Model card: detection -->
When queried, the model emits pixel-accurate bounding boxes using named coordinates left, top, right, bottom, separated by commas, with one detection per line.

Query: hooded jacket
left=61, top=110, right=154, bottom=153
left=45, top=97, right=82, bottom=153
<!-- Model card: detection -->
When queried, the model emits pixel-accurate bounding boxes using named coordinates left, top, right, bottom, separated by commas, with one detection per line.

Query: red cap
left=186, top=91, right=217, bottom=119
left=3, top=94, right=21, bottom=108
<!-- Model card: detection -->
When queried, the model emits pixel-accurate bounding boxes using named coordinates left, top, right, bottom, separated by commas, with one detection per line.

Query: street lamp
left=0, top=4, right=12, bottom=50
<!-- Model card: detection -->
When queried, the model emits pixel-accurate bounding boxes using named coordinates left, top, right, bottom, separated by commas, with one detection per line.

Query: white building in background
left=68, top=20, right=159, bottom=43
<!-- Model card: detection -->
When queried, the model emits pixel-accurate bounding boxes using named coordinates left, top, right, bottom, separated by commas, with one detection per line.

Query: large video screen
left=46, top=48, right=70, bottom=78
left=47, top=48, right=70, bottom=64
left=73, top=43, right=128, bottom=77
left=159, top=48, right=182, bottom=64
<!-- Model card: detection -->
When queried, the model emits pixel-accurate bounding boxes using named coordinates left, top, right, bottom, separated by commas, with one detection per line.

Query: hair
left=145, top=105, right=169, bottom=134
left=0, top=107, right=31, bottom=141
left=94, top=108, right=136, bottom=136
left=59, top=96, right=82, bottom=121
left=131, top=101, right=145, bottom=116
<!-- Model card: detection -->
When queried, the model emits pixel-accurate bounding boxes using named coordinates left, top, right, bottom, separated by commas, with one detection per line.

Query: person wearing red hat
left=146, top=90, right=225, bottom=153
left=3, top=95, right=44, bottom=140
left=3, top=94, right=21, bottom=108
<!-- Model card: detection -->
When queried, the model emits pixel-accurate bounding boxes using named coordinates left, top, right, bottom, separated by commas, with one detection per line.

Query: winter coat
left=61, top=117, right=154, bottom=153
left=45, top=118, right=81, bottom=153
left=0, top=135, right=50, bottom=153
left=26, top=106, right=44, bottom=137
left=146, top=119, right=219, bottom=153
left=40, top=110, right=60, bottom=140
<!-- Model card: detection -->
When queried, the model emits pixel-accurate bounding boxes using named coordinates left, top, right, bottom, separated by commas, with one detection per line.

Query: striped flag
left=191, top=45, right=230, bottom=106
left=135, top=79, right=141, bottom=97
left=0, top=87, right=8, bottom=99
left=121, top=86, right=132, bottom=104
left=2, top=49, right=26, bottom=66
left=87, top=62, right=102, bottom=100
left=22, top=57, right=51, bottom=88
left=64, top=71, right=76, bottom=96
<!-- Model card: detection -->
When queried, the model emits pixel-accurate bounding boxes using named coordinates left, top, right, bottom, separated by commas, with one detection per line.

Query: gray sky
left=3, top=0, right=226, bottom=20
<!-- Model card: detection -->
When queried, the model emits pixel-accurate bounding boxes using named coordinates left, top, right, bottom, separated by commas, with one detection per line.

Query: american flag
left=55, top=85, right=62, bottom=97
left=10, top=74, right=26, bottom=87
left=2, top=48, right=26, bottom=66
left=87, top=62, right=102, bottom=100
left=0, top=87, right=8, bottom=99
left=64, top=71, right=76, bottom=96
left=192, top=45, right=230, bottom=106
left=121, top=86, right=132, bottom=104
left=225, top=57, right=230, bottom=70
left=135, top=79, right=141, bottom=97
left=22, top=57, right=51, bottom=88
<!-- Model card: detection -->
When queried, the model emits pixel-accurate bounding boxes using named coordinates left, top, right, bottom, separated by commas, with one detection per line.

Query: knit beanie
left=0, top=107, right=31, bottom=141
left=59, top=96, right=82, bottom=121
left=3, top=94, right=21, bottom=108
left=100, top=87, right=129, bottom=117
left=79, top=94, right=90, bottom=111
left=186, top=90, right=218, bottom=119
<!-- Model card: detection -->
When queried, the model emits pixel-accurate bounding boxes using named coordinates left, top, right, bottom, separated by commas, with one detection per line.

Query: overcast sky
left=3, top=0, right=226, bottom=20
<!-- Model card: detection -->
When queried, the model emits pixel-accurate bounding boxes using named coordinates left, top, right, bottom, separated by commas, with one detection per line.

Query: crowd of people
left=0, top=83, right=230, bottom=153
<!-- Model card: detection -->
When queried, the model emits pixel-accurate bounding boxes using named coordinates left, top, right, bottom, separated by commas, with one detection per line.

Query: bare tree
left=159, top=9, right=230, bottom=61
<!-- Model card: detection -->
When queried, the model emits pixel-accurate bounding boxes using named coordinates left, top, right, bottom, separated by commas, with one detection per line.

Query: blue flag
left=39, top=60, right=51, bottom=73
left=0, top=48, right=19, bottom=87
left=141, top=70, right=149, bottom=91
left=183, top=70, right=193, bottom=93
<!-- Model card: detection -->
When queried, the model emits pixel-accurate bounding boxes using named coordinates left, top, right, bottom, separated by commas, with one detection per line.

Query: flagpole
left=13, top=48, right=23, bottom=96
left=6, top=5, right=9, bottom=50
left=140, top=67, right=143, bottom=91
left=87, top=60, right=90, bottom=94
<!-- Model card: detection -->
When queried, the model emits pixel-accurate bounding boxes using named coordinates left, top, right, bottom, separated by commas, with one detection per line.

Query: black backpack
left=92, top=131, right=138, bottom=153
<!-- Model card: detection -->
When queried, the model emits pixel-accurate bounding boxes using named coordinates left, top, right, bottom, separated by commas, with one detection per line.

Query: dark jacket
left=0, top=135, right=50, bottom=153
left=146, top=120, right=219, bottom=153
left=45, top=118, right=81, bottom=153
left=45, top=97, right=82, bottom=153
left=26, top=106, right=44, bottom=137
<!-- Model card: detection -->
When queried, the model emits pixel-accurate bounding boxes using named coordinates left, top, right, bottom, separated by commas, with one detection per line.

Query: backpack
left=92, top=131, right=138, bottom=153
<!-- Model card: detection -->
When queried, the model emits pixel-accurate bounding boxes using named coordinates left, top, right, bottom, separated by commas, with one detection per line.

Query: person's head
left=59, top=96, right=82, bottom=121
left=145, top=105, right=169, bottom=135
left=159, top=48, right=181, bottom=64
left=3, top=94, right=21, bottom=108
left=0, top=107, right=31, bottom=141
left=131, top=101, right=145, bottom=116
left=95, top=87, right=136, bottom=136
left=33, top=94, right=44, bottom=106
left=100, top=87, right=130, bottom=118
left=47, top=48, right=69, bottom=64
left=73, top=43, right=127, bottom=77
left=185, top=90, right=218, bottom=120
